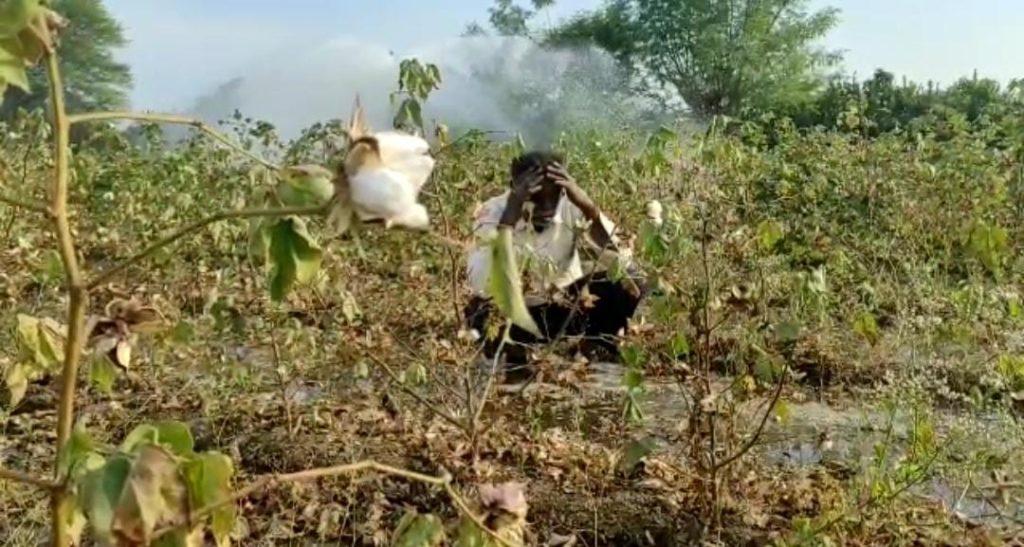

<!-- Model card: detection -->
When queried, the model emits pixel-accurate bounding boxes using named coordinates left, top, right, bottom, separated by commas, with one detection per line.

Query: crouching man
left=464, top=151, right=644, bottom=378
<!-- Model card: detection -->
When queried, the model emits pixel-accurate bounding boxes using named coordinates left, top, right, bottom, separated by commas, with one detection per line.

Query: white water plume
left=185, top=36, right=652, bottom=146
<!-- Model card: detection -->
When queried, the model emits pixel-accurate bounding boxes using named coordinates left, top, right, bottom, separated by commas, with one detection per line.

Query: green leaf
left=0, top=42, right=30, bottom=96
left=58, top=424, right=97, bottom=480
left=122, top=421, right=194, bottom=456
left=267, top=216, right=323, bottom=301
left=153, top=527, right=204, bottom=547
left=756, top=219, right=784, bottom=251
left=17, top=313, right=63, bottom=368
left=852, top=311, right=880, bottom=346
left=668, top=332, right=690, bottom=356
left=618, top=437, right=657, bottom=474
left=392, top=510, right=446, bottom=547
left=0, top=0, right=40, bottom=38
left=620, top=345, right=644, bottom=368
left=79, top=455, right=132, bottom=543
left=966, top=220, right=1009, bottom=276
left=276, top=164, right=334, bottom=207
left=775, top=320, right=802, bottom=343
left=89, top=354, right=118, bottom=395
left=184, top=452, right=235, bottom=547
left=170, top=320, right=195, bottom=344
left=487, top=228, right=541, bottom=337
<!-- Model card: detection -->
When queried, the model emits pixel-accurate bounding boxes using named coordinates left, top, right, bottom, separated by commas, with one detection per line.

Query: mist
left=183, top=36, right=656, bottom=147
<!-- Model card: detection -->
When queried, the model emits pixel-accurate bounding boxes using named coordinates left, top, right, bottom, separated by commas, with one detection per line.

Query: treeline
left=472, top=0, right=1022, bottom=143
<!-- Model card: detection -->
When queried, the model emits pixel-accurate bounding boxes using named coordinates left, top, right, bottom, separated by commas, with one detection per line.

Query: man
left=464, top=151, right=644, bottom=374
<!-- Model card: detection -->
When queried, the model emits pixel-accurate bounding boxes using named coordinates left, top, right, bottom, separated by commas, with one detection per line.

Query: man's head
left=511, top=150, right=566, bottom=231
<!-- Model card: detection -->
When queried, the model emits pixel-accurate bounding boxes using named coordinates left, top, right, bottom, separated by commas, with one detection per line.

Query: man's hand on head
left=501, top=165, right=546, bottom=227
left=546, top=163, right=595, bottom=213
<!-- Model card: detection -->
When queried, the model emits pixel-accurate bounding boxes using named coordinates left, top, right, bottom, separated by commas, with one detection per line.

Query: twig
left=713, top=364, right=788, bottom=471
left=0, top=192, right=49, bottom=214
left=86, top=204, right=328, bottom=289
left=152, top=460, right=519, bottom=547
left=472, top=323, right=510, bottom=429
left=0, top=467, right=58, bottom=490
left=269, top=331, right=295, bottom=439
left=368, top=354, right=469, bottom=434
left=67, top=111, right=279, bottom=171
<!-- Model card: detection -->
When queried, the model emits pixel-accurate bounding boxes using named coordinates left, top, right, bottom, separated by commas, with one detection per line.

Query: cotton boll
left=344, top=129, right=434, bottom=230
left=349, top=167, right=421, bottom=222
left=645, top=199, right=664, bottom=226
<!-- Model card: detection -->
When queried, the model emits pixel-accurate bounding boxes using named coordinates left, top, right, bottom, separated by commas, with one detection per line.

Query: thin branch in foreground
left=67, top=111, right=279, bottom=171
left=152, top=460, right=519, bottom=547
left=368, top=354, right=469, bottom=434
left=713, top=365, right=788, bottom=472
left=0, top=467, right=58, bottom=490
left=0, top=192, right=50, bottom=214
left=86, top=204, right=327, bottom=290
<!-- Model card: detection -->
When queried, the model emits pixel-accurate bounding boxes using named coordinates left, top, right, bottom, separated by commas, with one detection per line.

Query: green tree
left=548, top=0, right=840, bottom=118
left=467, top=0, right=556, bottom=37
left=1, top=0, right=131, bottom=118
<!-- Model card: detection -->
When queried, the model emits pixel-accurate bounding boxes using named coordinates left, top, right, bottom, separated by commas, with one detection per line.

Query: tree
left=547, top=0, right=840, bottom=118
left=544, top=0, right=634, bottom=64
left=1, top=0, right=130, bottom=118
left=467, top=0, right=556, bottom=37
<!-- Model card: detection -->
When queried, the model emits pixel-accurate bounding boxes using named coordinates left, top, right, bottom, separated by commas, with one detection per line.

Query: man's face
left=525, top=176, right=563, bottom=232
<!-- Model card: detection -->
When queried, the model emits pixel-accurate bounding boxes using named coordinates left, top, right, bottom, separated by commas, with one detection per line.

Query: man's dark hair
left=510, top=150, right=564, bottom=182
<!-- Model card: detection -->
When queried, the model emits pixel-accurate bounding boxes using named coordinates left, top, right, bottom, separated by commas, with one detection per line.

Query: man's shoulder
left=473, top=192, right=510, bottom=226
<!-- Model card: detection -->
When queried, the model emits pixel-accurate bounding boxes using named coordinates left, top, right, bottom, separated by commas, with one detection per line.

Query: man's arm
left=499, top=165, right=546, bottom=228
left=545, top=163, right=615, bottom=250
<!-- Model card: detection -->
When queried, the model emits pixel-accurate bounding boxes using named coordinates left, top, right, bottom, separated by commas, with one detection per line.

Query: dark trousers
left=464, top=271, right=644, bottom=366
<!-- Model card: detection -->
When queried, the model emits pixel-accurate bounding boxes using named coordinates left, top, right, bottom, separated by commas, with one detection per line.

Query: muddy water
left=563, top=362, right=1024, bottom=530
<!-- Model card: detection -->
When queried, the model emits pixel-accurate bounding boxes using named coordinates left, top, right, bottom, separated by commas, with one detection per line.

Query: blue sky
left=104, top=0, right=1023, bottom=110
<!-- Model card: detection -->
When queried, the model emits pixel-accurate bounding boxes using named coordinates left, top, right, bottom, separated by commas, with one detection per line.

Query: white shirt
left=466, top=191, right=628, bottom=297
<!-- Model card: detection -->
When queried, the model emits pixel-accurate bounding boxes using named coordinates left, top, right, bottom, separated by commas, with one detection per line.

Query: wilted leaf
left=114, top=339, right=132, bottom=369
left=267, top=216, right=323, bottom=301
left=487, top=228, right=540, bottom=337
left=4, top=361, right=29, bottom=407
left=111, top=445, right=189, bottom=544
left=391, top=510, right=445, bottom=547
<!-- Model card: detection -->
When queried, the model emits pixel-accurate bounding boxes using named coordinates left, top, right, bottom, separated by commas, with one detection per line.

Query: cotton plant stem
left=68, top=111, right=279, bottom=171
left=45, top=52, right=89, bottom=547
left=86, top=204, right=328, bottom=289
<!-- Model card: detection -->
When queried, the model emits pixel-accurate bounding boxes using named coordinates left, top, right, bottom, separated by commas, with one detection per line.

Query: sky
left=103, top=0, right=1024, bottom=111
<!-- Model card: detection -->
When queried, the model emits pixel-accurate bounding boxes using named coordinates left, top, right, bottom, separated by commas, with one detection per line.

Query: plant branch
left=713, top=364, right=788, bottom=471
left=0, top=191, right=49, bottom=214
left=368, top=354, right=469, bottom=433
left=46, top=51, right=90, bottom=547
left=67, top=111, right=279, bottom=171
left=0, top=467, right=58, bottom=490
left=152, top=460, right=519, bottom=547
left=86, top=204, right=327, bottom=290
